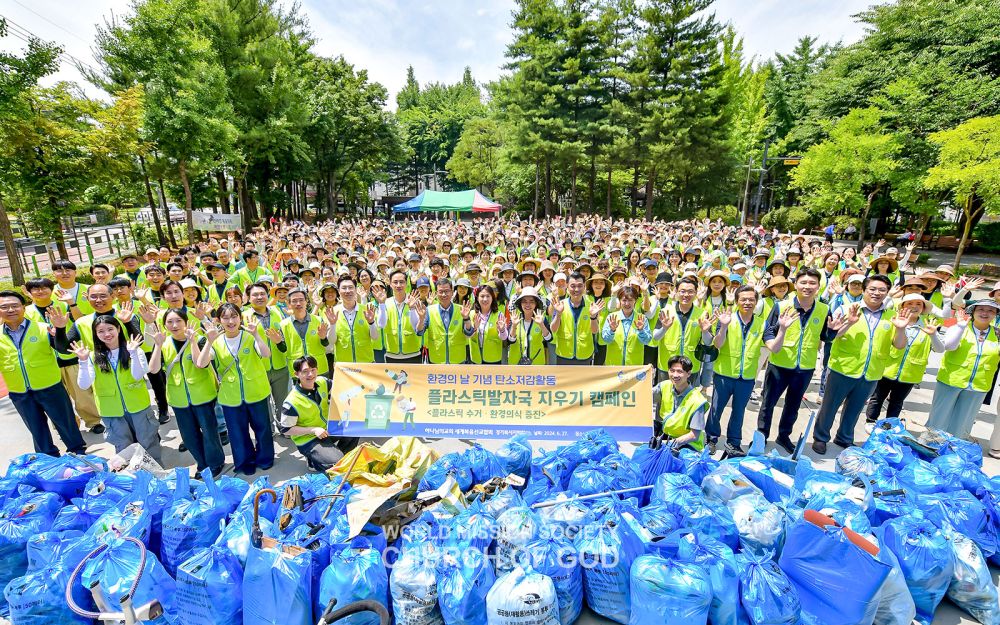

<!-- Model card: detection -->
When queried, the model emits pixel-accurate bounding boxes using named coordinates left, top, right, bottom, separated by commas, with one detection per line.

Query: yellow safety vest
left=161, top=336, right=218, bottom=408
left=604, top=311, right=647, bottom=366
left=243, top=307, right=287, bottom=372
left=332, top=305, right=375, bottom=364
left=659, top=385, right=707, bottom=450
left=829, top=307, right=895, bottom=381
left=470, top=311, right=504, bottom=364
left=279, top=315, right=329, bottom=376
left=384, top=299, right=421, bottom=355
left=937, top=325, right=1000, bottom=392
left=91, top=351, right=151, bottom=417
left=288, top=377, right=330, bottom=447
left=211, top=331, right=270, bottom=406
left=884, top=324, right=933, bottom=385
left=770, top=299, right=829, bottom=371
left=553, top=298, right=595, bottom=360
left=714, top=314, right=766, bottom=380
left=657, top=303, right=705, bottom=373
left=425, top=304, right=467, bottom=364
left=512, top=319, right=547, bottom=365
left=0, top=320, right=62, bottom=393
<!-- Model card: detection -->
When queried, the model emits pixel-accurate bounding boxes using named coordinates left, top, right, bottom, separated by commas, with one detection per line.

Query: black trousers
left=864, top=377, right=915, bottom=423
left=10, top=385, right=86, bottom=456
left=385, top=354, right=424, bottom=364
left=147, top=369, right=169, bottom=414
left=756, top=364, right=813, bottom=441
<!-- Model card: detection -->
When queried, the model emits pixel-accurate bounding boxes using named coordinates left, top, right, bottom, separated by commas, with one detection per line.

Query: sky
left=0, top=0, right=875, bottom=104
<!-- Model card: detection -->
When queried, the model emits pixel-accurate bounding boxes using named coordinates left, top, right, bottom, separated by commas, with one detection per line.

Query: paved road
left=1, top=352, right=997, bottom=623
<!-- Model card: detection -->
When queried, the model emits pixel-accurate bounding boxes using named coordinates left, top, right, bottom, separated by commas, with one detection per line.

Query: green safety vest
left=0, top=320, right=62, bottom=393
left=884, top=324, right=933, bottom=384
left=659, top=385, right=707, bottom=450
left=288, top=377, right=330, bottom=447
left=470, top=310, right=504, bottom=364
left=714, top=314, right=766, bottom=380
left=829, top=307, right=896, bottom=381
left=211, top=331, right=271, bottom=406
left=512, top=319, right=547, bottom=365
left=936, top=325, right=1000, bottom=392
left=91, top=351, right=151, bottom=417
left=243, top=307, right=287, bottom=371
left=61, top=283, right=93, bottom=316
left=161, top=337, right=218, bottom=408
left=332, top=305, right=375, bottom=364
left=25, top=302, right=76, bottom=364
left=770, top=299, right=829, bottom=371
left=553, top=298, right=595, bottom=360
left=206, top=281, right=234, bottom=307
left=384, top=299, right=421, bottom=355
left=657, top=303, right=704, bottom=373
left=593, top=297, right=611, bottom=346
left=233, top=265, right=272, bottom=291
left=280, top=314, right=329, bottom=376
left=604, top=311, right=646, bottom=366
left=425, top=304, right=467, bottom=364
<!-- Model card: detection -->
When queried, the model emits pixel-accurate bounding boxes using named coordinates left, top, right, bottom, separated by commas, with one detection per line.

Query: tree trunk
left=0, top=191, right=25, bottom=286
left=954, top=195, right=983, bottom=270
left=855, top=185, right=880, bottom=252
left=914, top=211, right=933, bottom=252
left=587, top=153, right=596, bottom=214
left=570, top=162, right=578, bottom=222
left=631, top=163, right=640, bottom=219
left=157, top=177, right=177, bottom=248
left=326, top=171, right=337, bottom=220
left=138, top=154, right=165, bottom=245
left=178, top=159, right=196, bottom=243
left=605, top=169, right=613, bottom=219
left=533, top=161, right=540, bottom=218
left=216, top=170, right=231, bottom=214
left=544, top=159, right=552, bottom=219
left=644, top=170, right=656, bottom=221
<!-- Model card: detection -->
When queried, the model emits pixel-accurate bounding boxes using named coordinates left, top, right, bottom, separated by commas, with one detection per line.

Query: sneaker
left=707, top=438, right=718, bottom=455
left=178, top=443, right=187, bottom=453
left=750, top=391, right=761, bottom=403
left=833, top=439, right=855, bottom=449
left=776, top=435, right=796, bottom=455
left=220, top=432, right=229, bottom=447
left=989, top=449, right=1000, bottom=460
left=158, top=410, right=170, bottom=424
left=724, top=443, right=746, bottom=458
left=91, top=423, right=106, bottom=435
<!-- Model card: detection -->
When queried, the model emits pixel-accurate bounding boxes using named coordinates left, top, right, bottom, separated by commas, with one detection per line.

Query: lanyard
left=521, top=320, right=535, bottom=359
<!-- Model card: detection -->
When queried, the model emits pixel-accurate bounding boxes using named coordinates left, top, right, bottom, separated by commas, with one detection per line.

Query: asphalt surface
left=1, top=349, right=998, bottom=624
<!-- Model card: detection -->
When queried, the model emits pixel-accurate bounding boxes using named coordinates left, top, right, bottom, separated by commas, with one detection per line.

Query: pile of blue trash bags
left=2, top=421, right=1000, bottom=625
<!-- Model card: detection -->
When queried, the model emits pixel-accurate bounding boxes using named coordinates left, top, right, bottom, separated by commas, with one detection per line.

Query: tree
left=0, top=18, right=59, bottom=283
left=925, top=116, right=1000, bottom=269
left=790, top=107, right=902, bottom=247
left=446, top=116, right=504, bottom=194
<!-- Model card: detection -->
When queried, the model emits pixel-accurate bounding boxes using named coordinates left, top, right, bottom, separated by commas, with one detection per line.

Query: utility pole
left=752, top=138, right=771, bottom=227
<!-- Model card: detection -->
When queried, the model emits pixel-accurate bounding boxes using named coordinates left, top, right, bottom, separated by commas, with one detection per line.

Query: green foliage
left=695, top=205, right=739, bottom=225
left=761, top=205, right=814, bottom=233
left=446, top=117, right=504, bottom=194
left=975, top=222, right=1000, bottom=253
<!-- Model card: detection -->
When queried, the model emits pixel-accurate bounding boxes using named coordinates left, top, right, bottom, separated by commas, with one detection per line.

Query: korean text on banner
left=328, top=363, right=653, bottom=442
left=192, top=211, right=242, bottom=232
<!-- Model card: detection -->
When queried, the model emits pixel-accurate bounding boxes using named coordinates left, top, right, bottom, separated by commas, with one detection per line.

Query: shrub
left=761, top=206, right=814, bottom=233
left=973, top=221, right=1000, bottom=253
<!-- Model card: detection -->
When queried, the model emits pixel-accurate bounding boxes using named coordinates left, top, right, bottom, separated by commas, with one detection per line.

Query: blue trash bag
left=919, top=428, right=984, bottom=467
left=537, top=495, right=594, bottom=540
left=0, top=490, right=62, bottom=614
left=572, top=428, right=619, bottom=465
left=805, top=498, right=871, bottom=535
left=401, top=512, right=448, bottom=553
left=25, top=529, right=85, bottom=571
left=670, top=530, right=745, bottom=625
left=449, top=499, right=496, bottom=555
left=83, top=470, right=136, bottom=503
left=52, top=495, right=118, bottom=532
left=567, top=460, right=616, bottom=497
left=419, top=453, right=474, bottom=493
left=897, top=458, right=960, bottom=495
left=599, top=453, right=641, bottom=490
left=778, top=519, right=891, bottom=625
left=482, top=485, right=526, bottom=519
left=495, top=506, right=541, bottom=573
left=495, top=433, right=532, bottom=480
left=728, top=493, right=785, bottom=557
left=629, top=554, right=712, bottom=625
left=630, top=442, right=685, bottom=505
left=737, top=550, right=800, bottom=625
left=703, top=463, right=762, bottom=503
left=464, top=443, right=507, bottom=484
left=793, top=457, right=852, bottom=503
left=919, top=490, right=997, bottom=558
left=243, top=543, right=314, bottom=625
left=160, top=469, right=234, bottom=577
left=650, top=472, right=701, bottom=507
left=875, top=516, right=955, bottom=625
left=0, top=477, right=31, bottom=511
left=679, top=447, right=719, bottom=487
left=24, top=453, right=107, bottom=500
left=664, top=496, right=740, bottom=551
left=864, top=470, right=918, bottom=527
left=588, top=496, right=642, bottom=526
left=486, top=564, right=560, bottom=625
left=736, top=455, right=796, bottom=504
left=522, top=451, right=574, bottom=504
left=236, top=476, right=280, bottom=522
left=79, top=535, right=177, bottom=624
left=220, top=508, right=270, bottom=567
left=3, top=453, right=45, bottom=480
left=931, top=453, right=991, bottom=495
left=870, top=536, right=917, bottom=625
left=944, top=529, right=1000, bottom=625
left=316, top=538, right=389, bottom=625
left=863, top=427, right=916, bottom=469
left=211, top=473, right=249, bottom=510
left=91, top=471, right=172, bottom=554
left=437, top=547, right=495, bottom=625
left=524, top=531, right=583, bottom=625
left=640, top=502, right=683, bottom=538
left=175, top=531, right=244, bottom=625
left=835, top=447, right=884, bottom=478
left=4, top=532, right=96, bottom=625
left=575, top=517, right=646, bottom=624
left=390, top=545, right=444, bottom=625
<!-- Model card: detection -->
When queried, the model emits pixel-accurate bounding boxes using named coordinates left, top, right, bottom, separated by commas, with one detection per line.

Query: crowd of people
left=1, top=215, right=998, bottom=476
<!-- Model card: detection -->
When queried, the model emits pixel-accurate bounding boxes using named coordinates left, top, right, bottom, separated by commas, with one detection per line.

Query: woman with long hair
left=469, top=285, right=507, bottom=365
left=72, top=315, right=161, bottom=461
left=148, top=309, right=223, bottom=475
left=588, top=273, right=611, bottom=366
left=196, top=303, right=274, bottom=475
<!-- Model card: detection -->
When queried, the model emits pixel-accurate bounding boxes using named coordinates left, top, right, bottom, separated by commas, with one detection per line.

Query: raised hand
left=658, top=309, right=674, bottom=331
left=48, top=307, right=69, bottom=329
left=589, top=298, right=604, bottom=317
left=325, top=306, right=340, bottom=327
left=892, top=306, right=915, bottom=329
left=203, top=322, right=222, bottom=343
left=116, top=300, right=134, bottom=323
left=921, top=320, right=940, bottom=336
left=552, top=297, right=565, bottom=314
left=150, top=327, right=167, bottom=346
left=245, top=315, right=260, bottom=336
left=133, top=287, right=151, bottom=302
left=184, top=327, right=197, bottom=342
left=608, top=313, right=620, bottom=332
left=461, top=299, right=473, bottom=320
left=56, top=288, right=76, bottom=307
left=496, top=314, right=507, bottom=334
left=532, top=309, right=545, bottom=325
left=876, top=238, right=886, bottom=249
left=139, top=302, right=159, bottom=324
left=778, top=306, right=798, bottom=330
left=697, top=311, right=714, bottom=332
left=941, top=282, right=956, bottom=298
left=372, top=284, right=387, bottom=304
left=906, top=241, right=917, bottom=252
left=318, top=320, right=330, bottom=337
left=69, top=340, right=90, bottom=361
left=511, top=311, right=523, bottom=328
left=846, top=303, right=861, bottom=325
left=954, top=308, right=971, bottom=323
left=717, top=308, right=732, bottom=326
left=405, top=293, right=419, bottom=309
left=634, top=312, right=647, bottom=331
left=265, top=326, right=284, bottom=344
left=364, top=303, right=377, bottom=324
left=193, top=301, right=212, bottom=320
left=126, top=334, right=144, bottom=352
left=964, top=276, right=986, bottom=292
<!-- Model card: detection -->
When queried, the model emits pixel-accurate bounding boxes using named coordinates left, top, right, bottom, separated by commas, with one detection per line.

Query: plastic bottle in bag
left=524, top=531, right=583, bottom=625
left=390, top=545, right=444, bottom=625
left=650, top=472, right=701, bottom=507
left=495, top=507, right=541, bottom=573
left=629, top=554, right=712, bottom=625
left=728, top=493, right=785, bottom=556
left=486, top=564, right=560, bottom=625
left=944, top=530, right=1000, bottom=625
left=0, top=491, right=62, bottom=615
left=538, top=495, right=594, bottom=540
